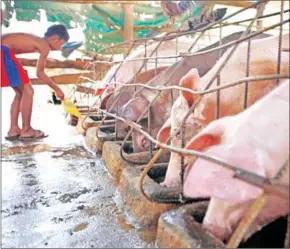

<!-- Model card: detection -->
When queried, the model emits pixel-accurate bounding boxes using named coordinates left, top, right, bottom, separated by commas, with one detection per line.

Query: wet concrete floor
left=1, top=86, right=152, bottom=248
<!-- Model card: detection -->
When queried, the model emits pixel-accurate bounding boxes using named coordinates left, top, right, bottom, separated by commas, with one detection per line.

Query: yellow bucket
left=62, top=98, right=81, bottom=118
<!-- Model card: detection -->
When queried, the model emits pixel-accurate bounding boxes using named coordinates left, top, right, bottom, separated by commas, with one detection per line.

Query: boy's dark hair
left=44, top=24, right=70, bottom=41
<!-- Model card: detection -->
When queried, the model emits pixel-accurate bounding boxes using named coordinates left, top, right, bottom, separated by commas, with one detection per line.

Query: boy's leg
left=7, top=87, right=23, bottom=137
left=20, top=84, right=34, bottom=134
left=19, top=84, right=46, bottom=138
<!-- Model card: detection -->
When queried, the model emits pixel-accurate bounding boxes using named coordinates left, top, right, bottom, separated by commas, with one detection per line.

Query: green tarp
left=3, top=0, right=198, bottom=53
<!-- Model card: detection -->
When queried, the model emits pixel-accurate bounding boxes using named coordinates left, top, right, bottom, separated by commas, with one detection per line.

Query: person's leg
left=20, top=84, right=34, bottom=134
left=19, top=84, right=46, bottom=138
left=7, top=87, right=23, bottom=137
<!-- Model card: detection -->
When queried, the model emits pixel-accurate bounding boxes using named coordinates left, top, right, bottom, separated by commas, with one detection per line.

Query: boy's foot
left=19, top=129, right=49, bottom=141
left=5, top=128, right=22, bottom=141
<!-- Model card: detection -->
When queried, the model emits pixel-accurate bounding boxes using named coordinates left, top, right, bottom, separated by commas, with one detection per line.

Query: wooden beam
left=52, top=0, right=157, bottom=5
left=123, top=4, right=134, bottom=46
left=211, top=1, right=257, bottom=8
left=18, top=58, right=93, bottom=70
left=31, top=72, right=97, bottom=85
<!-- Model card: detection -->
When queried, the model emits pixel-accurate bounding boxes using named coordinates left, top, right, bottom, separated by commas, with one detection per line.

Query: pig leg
left=161, top=152, right=182, bottom=187
left=226, top=194, right=267, bottom=248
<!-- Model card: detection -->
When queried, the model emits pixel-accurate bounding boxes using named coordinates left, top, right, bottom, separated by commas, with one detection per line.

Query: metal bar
left=226, top=194, right=268, bottom=248
left=105, top=75, right=290, bottom=96
left=244, top=37, right=252, bottom=109
left=180, top=124, right=186, bottom=201
left=216, top=22, right=223, bottom=119
left=144, top=40, right=147, bottom=71
left=148, top=107, right=153, bottom=159
left=276, top=0, right=285, bottom=85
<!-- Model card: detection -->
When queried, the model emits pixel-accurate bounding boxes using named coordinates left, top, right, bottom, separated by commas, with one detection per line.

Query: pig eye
left=175, top=131, right=181, bottom=136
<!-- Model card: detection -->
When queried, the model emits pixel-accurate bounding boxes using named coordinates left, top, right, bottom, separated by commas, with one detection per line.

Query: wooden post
left=123, top=4, right=134, bottom=53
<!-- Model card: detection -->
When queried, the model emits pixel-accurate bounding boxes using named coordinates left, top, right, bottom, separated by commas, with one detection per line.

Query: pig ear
left=180, top=68, right=200, bottom=107
left=185, top=121, right=225, bottom=152
left=185, top=134, right=221, bottom=152
left=120, top=97, right=149, bottom=121
left=156, top=118, right=171, bottom=144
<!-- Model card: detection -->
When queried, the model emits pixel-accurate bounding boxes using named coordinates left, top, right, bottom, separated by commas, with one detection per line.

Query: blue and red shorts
left=1, top=45, right=30, bottom=88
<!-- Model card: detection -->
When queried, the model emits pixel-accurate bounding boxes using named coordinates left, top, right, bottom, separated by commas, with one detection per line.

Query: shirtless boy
left=1, top=23, right=69, bottom=141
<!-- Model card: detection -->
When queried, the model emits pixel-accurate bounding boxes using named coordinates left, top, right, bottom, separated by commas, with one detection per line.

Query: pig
left=157, top=33, right=289, bottom=187
left=183, top=79, right=289, bottom=242
left=95, top=38, right=193, bottom=110
left=116, top=31, right=264, bottom=151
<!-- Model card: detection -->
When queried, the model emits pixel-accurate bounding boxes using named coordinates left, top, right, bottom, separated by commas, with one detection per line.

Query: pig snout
left=115, top=120, right=130, bottom=139
left=202, top=199, right=252, bottom=242
left=132, top=124, right=162, bottom=153
left=132, top=131, right=150, bottom=153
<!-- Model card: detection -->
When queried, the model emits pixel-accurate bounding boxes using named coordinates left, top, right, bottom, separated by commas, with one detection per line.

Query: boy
left=1, top=23, right=69, bottom=141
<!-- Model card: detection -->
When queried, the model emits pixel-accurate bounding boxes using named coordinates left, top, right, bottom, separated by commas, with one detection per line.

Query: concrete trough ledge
left=102, top=141, right=170, bottom=185
left=66, top=113, right=79, bottom=126
left=156, top=202, right=223, bottom=248
left=156, top=203, right=289, bottom=248
left=84, top=127, right=114, bottom=154
left=115, top=165, right=179, bottom=234
left=76, top=116, right=102, bottom=135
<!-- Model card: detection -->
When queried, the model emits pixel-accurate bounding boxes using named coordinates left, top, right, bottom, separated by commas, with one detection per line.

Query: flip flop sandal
left=5, top=134, right=20, bottom=141
left=19, top=131, right=49, bottom=141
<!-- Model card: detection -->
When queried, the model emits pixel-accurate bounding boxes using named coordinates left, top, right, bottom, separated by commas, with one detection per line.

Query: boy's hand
left=55, top=88, right=65, bottom=100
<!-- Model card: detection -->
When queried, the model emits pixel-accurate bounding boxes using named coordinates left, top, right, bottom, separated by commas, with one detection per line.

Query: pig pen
left=76, top=33, right=196, bottom=152
left=77, top=0, right=289, bottom=248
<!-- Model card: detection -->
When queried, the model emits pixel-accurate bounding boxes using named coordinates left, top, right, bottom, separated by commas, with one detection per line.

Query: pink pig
left=183, top=79, right=289, bottom=242
left=157, top=33, right=290, bottom=187
left=95, top=39, right=192, bottom=110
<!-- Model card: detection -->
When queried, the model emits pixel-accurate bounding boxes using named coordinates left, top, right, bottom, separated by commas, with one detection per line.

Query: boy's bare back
left=1, top=24, right=69, bottom=101
left=2, top=33, right=50, bottom=55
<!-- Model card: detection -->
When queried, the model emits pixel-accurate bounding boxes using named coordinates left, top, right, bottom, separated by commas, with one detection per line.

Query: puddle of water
left=1, top=87, right=153, bottom=248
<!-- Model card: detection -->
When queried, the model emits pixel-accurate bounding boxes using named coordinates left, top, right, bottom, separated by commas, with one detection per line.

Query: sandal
left=19, top=130, right=49, bottom=141
left=5, top=134, right=20, bottom=141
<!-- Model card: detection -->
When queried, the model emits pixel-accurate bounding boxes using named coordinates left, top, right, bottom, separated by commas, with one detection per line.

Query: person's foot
left=7, top=127, right=21, bottom=137
left=19, top=129, right=48, bottom=141
left=5, top=127, right=21, bottom=141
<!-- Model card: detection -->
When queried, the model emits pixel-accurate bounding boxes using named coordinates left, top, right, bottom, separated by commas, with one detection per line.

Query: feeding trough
left=102, top=141, right=170, bottom=185
left=115, top=164, right=178, bottom=232
left=156, top=203, right=289, bottom=248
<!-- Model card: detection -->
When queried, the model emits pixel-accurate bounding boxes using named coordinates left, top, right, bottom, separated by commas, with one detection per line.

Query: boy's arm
left=36, top=45, right=65, bottom=100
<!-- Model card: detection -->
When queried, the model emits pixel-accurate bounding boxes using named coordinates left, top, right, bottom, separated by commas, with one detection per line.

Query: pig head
left=183, top=80, right=289, bottom=242
left=156, top=32, right=290, bottom=187
left=101, top=66, right=169, bottom=112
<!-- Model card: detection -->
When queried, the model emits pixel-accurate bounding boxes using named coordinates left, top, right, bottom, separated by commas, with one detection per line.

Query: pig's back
left=201, top=34, right=289, bottom=120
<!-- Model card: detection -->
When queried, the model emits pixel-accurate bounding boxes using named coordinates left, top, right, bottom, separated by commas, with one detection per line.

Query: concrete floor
left=1, top=86, right=152, bottom=248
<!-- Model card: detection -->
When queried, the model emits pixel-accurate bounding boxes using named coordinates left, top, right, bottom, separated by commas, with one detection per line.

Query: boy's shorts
left=1, top=45, right=30, bottom=88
